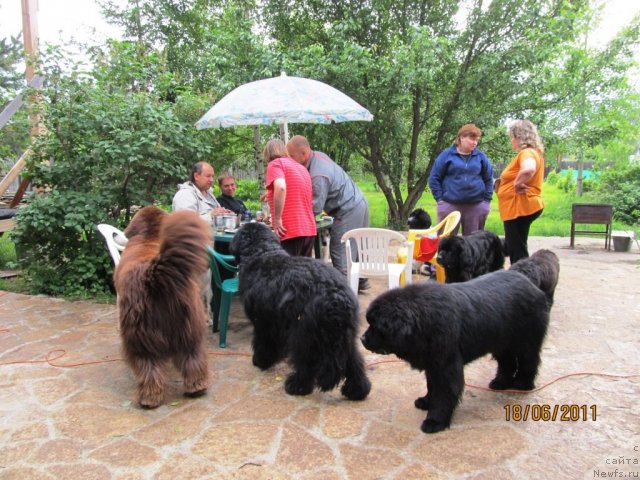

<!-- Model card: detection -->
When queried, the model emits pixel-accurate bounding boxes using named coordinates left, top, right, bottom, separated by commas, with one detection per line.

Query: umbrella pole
left=280, top=122, right=289, bottom=142
left=253, top=126, right=265, bottom=197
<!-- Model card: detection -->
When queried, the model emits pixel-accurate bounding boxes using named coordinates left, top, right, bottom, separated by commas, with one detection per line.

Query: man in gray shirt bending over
left=287, top=135, right=371, bottom=292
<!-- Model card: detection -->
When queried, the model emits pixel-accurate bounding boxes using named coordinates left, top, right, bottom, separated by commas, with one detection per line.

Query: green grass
left=0, top=235, right=28, bottom=294
left=0, top=235, right=17, bottom=269
left=0, top=181, right=636, bottom=297
left=0, top=276, right=31, bottom=294
left=361, top=181, right=638, bottom=237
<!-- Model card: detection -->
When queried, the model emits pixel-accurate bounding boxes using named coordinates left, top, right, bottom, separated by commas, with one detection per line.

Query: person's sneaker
left=358, top=278, right=371, bottom=293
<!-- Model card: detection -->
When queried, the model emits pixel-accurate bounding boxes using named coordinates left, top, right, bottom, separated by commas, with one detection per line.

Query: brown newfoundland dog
left=114, top=206, right=211, bottom=408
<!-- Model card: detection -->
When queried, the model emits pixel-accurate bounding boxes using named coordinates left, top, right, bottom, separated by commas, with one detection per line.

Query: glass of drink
left=214, top=215, right=225, bottom=233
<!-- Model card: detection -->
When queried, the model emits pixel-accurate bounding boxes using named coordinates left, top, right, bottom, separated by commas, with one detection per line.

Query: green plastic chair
left=206, top=246, right=239, bottom=348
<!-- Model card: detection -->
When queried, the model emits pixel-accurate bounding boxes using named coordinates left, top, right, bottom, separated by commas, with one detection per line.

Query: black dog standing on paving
left=361, top=269, right=549, bottom=433
left=229, top=222, right=371, bottom=401
left=436, top=230, right=505, bottom=283
left=509, top=249, right=560, bottom=307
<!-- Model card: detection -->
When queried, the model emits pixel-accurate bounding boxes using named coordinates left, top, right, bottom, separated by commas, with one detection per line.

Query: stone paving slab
left=0, top=236, right=638, bottom=479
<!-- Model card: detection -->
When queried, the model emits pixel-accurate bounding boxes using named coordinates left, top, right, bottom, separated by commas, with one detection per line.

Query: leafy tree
left=0, top=34, right=23, bottom=96
left=261, top=0, right=640, bottom=226
left=541, top=7, right=640, bottom=194
left=10, top=0, right=282, bottom=297
left=99, top=0, right=279, bottom=176
left=1, top=32, right=30, bottom=163
left=9, top=0, right=640, bottom=299
left=10, top=44, right=219, bottom=297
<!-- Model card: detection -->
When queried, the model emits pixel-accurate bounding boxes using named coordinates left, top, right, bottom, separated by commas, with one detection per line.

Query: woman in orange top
left=496, top=120, right=545, bottom=264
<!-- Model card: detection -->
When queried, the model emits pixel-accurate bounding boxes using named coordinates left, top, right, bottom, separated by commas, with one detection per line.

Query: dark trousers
left=503, top=209, right=543, bottom=265
left=280, top=236, right=315, bottom=257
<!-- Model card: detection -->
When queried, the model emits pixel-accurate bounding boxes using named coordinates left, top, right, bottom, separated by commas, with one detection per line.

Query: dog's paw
left=137, top=387, right=164, bottom=409
left=284, top=374, right=314, bottom=396
left=511, top=379, right=535, bottom=391
left=138, top=396, right=163, bottom=409
left=184, top=388, right=207, bottom=398
left=341, top=376, right=371, bottom=401
left=488, top=377, right=513, bottom=390
left=414, top=395, right=430, bottom=410
left=420, top=417, right=450, bottom=434
left=252, top=354, right=275, bottom=370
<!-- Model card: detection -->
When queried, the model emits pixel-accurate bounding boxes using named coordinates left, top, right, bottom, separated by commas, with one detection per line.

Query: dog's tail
left=148, top=210, right=210, bottom=291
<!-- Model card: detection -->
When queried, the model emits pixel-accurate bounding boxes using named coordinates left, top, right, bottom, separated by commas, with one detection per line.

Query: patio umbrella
left=195, top=72, right=373, bottom=139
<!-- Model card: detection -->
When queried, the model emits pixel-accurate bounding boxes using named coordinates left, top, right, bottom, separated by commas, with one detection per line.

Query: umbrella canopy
left=195, top=72, right=373, bottom=137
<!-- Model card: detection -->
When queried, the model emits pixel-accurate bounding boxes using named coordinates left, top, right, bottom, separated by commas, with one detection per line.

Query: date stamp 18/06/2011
left=504, top=404, right=597, bottom=422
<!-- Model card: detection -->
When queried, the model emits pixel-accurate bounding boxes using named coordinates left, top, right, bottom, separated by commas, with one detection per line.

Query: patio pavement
left=0, top=236, right=638, bottom=479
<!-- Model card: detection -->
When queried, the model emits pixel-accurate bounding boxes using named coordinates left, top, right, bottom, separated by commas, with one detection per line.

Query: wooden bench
left=570, top=203, right=613, bottom=250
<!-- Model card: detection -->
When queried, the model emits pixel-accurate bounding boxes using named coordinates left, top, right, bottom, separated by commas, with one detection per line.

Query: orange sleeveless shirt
left=497, top=148, right=544, bottom=221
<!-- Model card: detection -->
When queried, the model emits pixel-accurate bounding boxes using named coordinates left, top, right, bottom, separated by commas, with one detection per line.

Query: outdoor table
left=213, top=217, right=334, bottom=260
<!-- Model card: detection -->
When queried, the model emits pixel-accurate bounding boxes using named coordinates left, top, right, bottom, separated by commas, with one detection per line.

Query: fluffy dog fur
left=407, top=208, right=432, bottom=229
left=509, top=249, right=560, bottom=306
left=437, top=230, right=505, bottom=283
left=362, top=270, right=549, bottom=433
left=229, top=222, right=371, bottom=400
left=115, top=206, right=211, bottom=408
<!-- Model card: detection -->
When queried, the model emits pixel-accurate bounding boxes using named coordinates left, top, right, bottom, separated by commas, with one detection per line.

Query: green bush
left=0, top=234, right=17, bottom=267
left=557, top=168, right=576, bottom=193
left=598, top=164, right=640, bottom=225
left=11, top=190, right=117, bottom=297
left=11, top=48, right=220, bottom=298
left=545, top=170, right=559, bottom=185
left=235, top=179, right=262, bottom=212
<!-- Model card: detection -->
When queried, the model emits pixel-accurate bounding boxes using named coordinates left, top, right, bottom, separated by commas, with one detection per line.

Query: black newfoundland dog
left=115, top=206, right=211, bottom=408
left=229, top=222, right=371, bottom=401
left=437, top=230, right=505, bottom=283
left=510, top=249, right=560, bottom=306
left=362, top=269, right=549, bottom=433
left=407, top=208, right=432, bottom=229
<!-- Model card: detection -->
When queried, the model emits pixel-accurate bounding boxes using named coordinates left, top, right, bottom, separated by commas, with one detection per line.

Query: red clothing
left=266, top=156, right=317, bottom=241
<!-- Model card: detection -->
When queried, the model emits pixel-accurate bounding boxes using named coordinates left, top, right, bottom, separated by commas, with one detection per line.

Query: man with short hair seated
left=216, top=172, right=249, bottom=216
left=172, top=161, right=232, bottom=226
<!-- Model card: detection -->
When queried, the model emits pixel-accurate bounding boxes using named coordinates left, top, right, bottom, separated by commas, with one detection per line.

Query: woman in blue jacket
left=428, top=124, right=494, bottom=236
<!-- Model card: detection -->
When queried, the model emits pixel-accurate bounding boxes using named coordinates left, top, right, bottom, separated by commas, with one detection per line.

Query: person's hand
left=514, top=183, right=529, bottom=194
left=272, top=217, right=286, bottom=238
left=211, top=207, right=233, bottom=216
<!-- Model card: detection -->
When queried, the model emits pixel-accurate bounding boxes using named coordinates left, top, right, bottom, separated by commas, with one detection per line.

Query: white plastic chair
left=97, top=224, right=128, bottom=267
left=341, top=228, right=414, bottom=294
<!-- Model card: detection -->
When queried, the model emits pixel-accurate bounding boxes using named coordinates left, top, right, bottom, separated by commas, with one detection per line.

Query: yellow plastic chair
left=406, top=211, right=461, bottom=283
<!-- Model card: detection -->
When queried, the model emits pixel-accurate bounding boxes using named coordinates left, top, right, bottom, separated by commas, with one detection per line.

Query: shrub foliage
left=10, top=49, right=218, bottom=297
